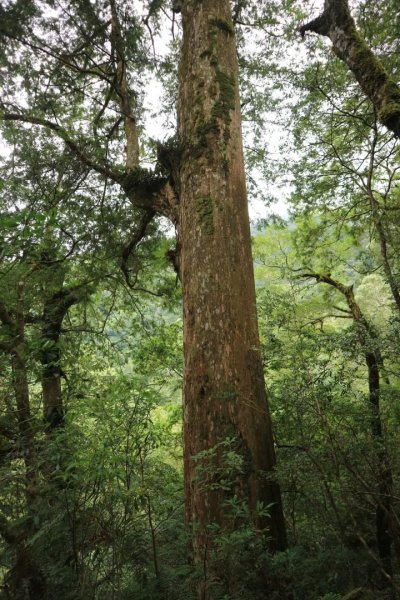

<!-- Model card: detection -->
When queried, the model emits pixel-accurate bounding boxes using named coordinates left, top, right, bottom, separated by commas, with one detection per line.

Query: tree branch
left=121, top=209, right=155, bottom=287
left=2, top=111, right=179, bottom=219
left=110, top=0, right=139, bottom=170
left=299, top=0, right=400, bottom=137
left=1, top=112, right=123, bottom=182
left=299, top=272, right=363, bottom=322
left=122, top=172, right=179, bottom=222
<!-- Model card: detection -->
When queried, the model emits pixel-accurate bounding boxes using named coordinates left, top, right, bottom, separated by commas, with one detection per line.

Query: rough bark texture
left=178, top=0, right=287, bottom=591
left=299, top=0, right=400, bottom=137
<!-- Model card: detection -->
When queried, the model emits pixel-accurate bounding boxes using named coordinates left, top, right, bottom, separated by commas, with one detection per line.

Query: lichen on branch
left=299, top=0, right=400, bottom=138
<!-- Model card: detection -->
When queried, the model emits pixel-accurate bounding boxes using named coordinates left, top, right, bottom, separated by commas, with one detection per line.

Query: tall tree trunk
left=302, top=273, right=395, bottom=579
left=365, top=351, right=393, bottom=578
left=0, top=292, right=49, bottom=598
left=10, top=347, right=37, bottom=503
left=178, top=0, right=287, bottom=590
left=10, top=349, right=47, bottom=600
left=41, top=310, right=65, bottom=431
left=41, top=287, right=84, bottom=430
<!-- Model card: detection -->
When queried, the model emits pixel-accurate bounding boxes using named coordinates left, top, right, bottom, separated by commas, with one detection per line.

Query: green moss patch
left=195, top=195, right=214, bottom=235
left=208, top=17, right=234, bottom=37
left=211, top=69, right=236, bottom=126
left=378, top=100, right=400, bottom=128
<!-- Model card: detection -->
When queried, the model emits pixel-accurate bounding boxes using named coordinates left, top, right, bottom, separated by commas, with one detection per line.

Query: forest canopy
left=0, top=0, right=399, bottom=599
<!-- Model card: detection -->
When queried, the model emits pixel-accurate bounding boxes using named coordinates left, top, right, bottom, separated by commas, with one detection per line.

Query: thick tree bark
left=178, top=0, right=286, bottom=592
left=302, top=273, right=395, bottom=579
left=299, top=0, right=400, bottom=138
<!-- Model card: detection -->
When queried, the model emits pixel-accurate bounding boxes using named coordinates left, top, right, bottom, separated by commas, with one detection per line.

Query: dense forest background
left=0, top=0, right=400, bottom=598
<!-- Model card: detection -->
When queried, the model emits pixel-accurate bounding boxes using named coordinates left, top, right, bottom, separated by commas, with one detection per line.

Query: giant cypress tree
left=177, top=0, right=286, bottom=573
left=0, top=0, right=286, bottom=595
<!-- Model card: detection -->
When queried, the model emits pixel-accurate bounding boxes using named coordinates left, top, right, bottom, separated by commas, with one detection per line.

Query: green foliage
left=0, top=0, right=400, bottom=598
left=253, top=219, right=400, bottom=598
left=208, top=17, right=235, bottom=37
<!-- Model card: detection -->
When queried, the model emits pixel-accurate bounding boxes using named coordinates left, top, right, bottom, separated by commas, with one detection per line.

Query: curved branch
left=121, top=209, right=155, bottom=287
left=299, top=270, right=395, bottom=574
left=299, top=272, right=363, bottom=322
left=2, top=112, right=179, bottom=219
left=1, top=112, right=123, bottom=182
left=299, top=0, right=400, bottom=137
left=122, top=171, right=179, bottom=222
